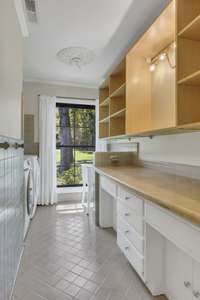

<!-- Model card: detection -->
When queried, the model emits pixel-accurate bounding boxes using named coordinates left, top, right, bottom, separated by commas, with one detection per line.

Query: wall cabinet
left=99, top=0, right=200, bottom=139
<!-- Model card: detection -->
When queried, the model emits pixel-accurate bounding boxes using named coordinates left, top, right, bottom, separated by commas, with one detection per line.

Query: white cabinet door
left=165, top=241, right=193, bottom=300
left=193, top=261, right=200, bottom=300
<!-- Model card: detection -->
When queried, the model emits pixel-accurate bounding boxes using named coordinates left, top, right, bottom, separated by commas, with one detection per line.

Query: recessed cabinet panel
left=165, top=241, right=193, bottom=300
left=193, top=261, right=200, bottom=300
left=126, top=53, right=151, bottom=134
left=151, top=46, right=176, bottom=130
left=126, top=1, right=176, bottom=134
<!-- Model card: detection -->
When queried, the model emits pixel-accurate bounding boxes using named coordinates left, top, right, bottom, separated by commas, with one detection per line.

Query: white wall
left=0, top=0, right=23, bottom=139
left=134, top=132, right=200, bottom=166
left=23, top=81, right=99, bottom=143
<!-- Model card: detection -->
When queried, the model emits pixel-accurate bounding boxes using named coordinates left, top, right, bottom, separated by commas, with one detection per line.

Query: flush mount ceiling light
left=57, top=47, right=94, bottom=69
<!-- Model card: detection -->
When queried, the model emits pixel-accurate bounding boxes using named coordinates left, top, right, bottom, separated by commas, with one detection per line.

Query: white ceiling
left=23, top=0, right=170, bottom=88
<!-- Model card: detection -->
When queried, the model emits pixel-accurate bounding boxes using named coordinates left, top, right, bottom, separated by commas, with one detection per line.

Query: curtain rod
left=38, top=95, right=96, bottom=101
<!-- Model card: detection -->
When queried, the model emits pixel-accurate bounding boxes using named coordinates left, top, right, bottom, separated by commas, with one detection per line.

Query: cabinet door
left=193, top=261, right=200, bottom=299
left=165, top=241, right=193, bottom=300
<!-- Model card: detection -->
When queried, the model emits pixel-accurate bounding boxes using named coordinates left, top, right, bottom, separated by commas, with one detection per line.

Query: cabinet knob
left=125, top=246, right=129, bottom=251
left=125, top=213, right=130, bottom=217
left=184, top=281, right=191, bottom=288
left=125, top=230, right=129, bottom=234
left=193, top=291, right=200, bottom=298
left=125, top=196, right=130, bottom=200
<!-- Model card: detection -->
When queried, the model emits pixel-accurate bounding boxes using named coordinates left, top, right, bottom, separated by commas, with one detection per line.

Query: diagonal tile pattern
left=13, top=202, right=167, bottom=300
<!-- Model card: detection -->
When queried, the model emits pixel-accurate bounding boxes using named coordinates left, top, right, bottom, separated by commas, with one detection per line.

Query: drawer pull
left=184, top=281, right=191, bottom=288
left=125, top=246, right=129, bottom=251
left=125, top=196, right=130, bottom=200
left=193, top=291, right=200, bottom=298
left=125, top=230, right=129, bottom=234
left=125, top=213, right=130, bottom=217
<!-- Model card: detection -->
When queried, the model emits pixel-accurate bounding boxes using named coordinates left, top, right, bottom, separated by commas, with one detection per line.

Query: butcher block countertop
left=95, top=165, right=200, bottom=225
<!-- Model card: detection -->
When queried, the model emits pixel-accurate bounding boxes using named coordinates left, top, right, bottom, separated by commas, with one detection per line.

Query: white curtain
left=39, top=95, right=57, bottom=205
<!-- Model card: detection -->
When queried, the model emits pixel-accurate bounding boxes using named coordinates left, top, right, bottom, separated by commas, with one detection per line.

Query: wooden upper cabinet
left=99, top=0, right=200, bottom=139
left=126, top=1, right=176, bottom=134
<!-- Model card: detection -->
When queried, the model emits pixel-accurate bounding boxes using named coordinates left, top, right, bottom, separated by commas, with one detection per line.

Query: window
left=56, top=102, right=95, bottom=187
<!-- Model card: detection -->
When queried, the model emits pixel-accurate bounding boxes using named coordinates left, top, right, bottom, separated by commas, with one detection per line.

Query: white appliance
left=24, top=155, right=40, bottom=219
left=24, top=159, right=33, bottom=239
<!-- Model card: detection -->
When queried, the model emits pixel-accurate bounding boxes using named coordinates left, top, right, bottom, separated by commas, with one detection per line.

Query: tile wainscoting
left=0, top=136, right=24, bottom=300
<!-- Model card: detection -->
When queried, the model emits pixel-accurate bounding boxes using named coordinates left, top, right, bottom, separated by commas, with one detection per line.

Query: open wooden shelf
left=109, top=60, right=126, bottom=96
left=178, top=70, right=200, bottom=85
left=110, top=108, right=126, bottom=119
left=99, top=122, right=109, bottom=138
left=99, top=116, right=110, bottom=124
left=110, top=115, right=125, bottom=137
left=99, top=97, right=110, bottom=107
left=178, top=15, right=200, bottom=41
left=99, top=79, right=109, bottom=105
left=110, top=96, right=125, bottom=115
left=110, top=83, right=126, bottom=98
left=99, top=105, right=109, bottom=121
left=177, top=0, right=200, bottom=33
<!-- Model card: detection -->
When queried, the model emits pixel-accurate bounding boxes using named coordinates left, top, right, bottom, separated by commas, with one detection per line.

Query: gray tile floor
left=13, top=202, right=167, bottom=300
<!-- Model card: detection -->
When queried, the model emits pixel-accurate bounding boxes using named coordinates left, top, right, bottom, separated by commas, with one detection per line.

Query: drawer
left=117, top=231, right=144, bottom=278
left=100, top=175, right=116, bottom=198
left=118, top=185, right=143, bottom=215
left=145, top=202, right=200, bottom=262
left=118, top=201, right=144, bottom=235
left=118, top=216, right=144, bottom=254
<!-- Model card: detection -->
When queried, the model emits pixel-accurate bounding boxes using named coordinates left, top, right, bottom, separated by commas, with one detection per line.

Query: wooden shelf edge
left=178, top=70, right=200, bottom=85
left=99, top=117, right=110, bottom=124
left=99, top=125, right=200, bottom=139
left=178, top=14, right=200, bottom=39
left=99, top=97, right=110, bottom=107
left=110, top=108, right=126, bottom=119
left=109, top=83, right=126, bottom=98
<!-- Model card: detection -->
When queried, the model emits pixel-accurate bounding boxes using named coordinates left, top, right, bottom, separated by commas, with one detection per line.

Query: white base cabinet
left=165, top=241, right=193, bottom=300
left=193, top=261, right=200, bottom=300
left=98, top=174, right=200, bottom=300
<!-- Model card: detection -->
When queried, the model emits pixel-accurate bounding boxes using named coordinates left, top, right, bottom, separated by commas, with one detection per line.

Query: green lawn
left=56, top=149, right=93, bottom=164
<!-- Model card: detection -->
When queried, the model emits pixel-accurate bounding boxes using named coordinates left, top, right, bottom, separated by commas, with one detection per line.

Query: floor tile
left=12, top=202, right=167, bottom=300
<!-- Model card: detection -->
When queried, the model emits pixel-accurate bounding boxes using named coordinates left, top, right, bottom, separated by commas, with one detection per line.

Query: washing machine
left=24, top=155, right=40, bottom=219
left=24, top=159, right=34, bottom=239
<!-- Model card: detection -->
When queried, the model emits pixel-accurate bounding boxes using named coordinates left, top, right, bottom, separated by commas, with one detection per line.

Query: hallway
left=13, top=203, right=166, bottom=300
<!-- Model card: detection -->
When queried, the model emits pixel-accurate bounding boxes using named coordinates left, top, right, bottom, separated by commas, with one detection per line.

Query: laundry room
left=1, top=1, right=200, bottom=300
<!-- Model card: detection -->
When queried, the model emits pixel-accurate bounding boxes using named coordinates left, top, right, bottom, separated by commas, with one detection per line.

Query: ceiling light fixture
left=146, top=41, right=176, bottom=72
left=57, top=47, right=94, bottom=69
left=149, top=64, right=156, bottom=72
left=159, top=52, right=166, bottom=61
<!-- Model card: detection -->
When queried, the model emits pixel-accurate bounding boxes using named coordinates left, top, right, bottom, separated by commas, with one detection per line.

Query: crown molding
left=14, top=0, right=29, bottom=38
left=23, top=77, right=99, bottom=89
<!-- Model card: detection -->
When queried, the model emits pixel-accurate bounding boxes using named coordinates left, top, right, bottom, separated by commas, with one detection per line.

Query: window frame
left=56, top=101, right=96, bottom=188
